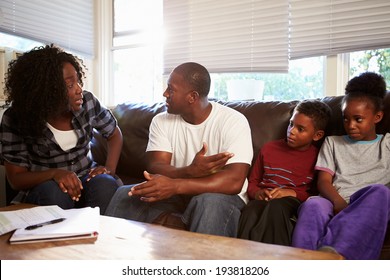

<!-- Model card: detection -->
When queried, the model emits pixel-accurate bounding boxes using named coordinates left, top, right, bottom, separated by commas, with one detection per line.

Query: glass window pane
left=114, top=0, right=162, bottom=33
left=210, top=57, right=324, bottom=101
left=350, top=48, right=390, bottom=87
left=112, top=1, right=325, bottom=104
left=113, top=30, right=163, bottom=48
left=0, top=32, right=43, bottom=52
left=113, top=47, right=162, bottom=104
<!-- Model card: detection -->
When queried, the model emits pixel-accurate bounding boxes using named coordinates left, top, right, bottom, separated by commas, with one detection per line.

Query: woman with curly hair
left=0, top=44, right=123, bottom=214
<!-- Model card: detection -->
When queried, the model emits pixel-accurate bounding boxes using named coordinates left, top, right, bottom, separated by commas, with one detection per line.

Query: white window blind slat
left=290, top=0, right=390, bottom=59
left=163, top=0, right=289, bottom=74
left=0, top=0, right=94, bottom=57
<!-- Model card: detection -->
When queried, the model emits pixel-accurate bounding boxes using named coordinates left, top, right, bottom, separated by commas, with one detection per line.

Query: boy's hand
left=268, top=188, right=296, bottom=199
left=255, top=189, right=272, bottom=201
left=255, top=188, right=296, bottom=201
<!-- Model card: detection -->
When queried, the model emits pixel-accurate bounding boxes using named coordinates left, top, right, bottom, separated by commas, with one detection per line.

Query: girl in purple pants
left=292, top=72, right=390, bottom=259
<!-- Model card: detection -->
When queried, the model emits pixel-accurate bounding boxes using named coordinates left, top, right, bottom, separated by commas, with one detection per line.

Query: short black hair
left=294, top=99, right=332, bottom=131
left=343, top=72, right=387, bottom=113
left=173, top=62, right=211, bottom=97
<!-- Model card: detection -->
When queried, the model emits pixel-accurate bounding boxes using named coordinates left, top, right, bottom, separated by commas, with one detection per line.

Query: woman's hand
left=52, top=169, right=83, bottom=201
left=86, top=166, right=111, bottom=182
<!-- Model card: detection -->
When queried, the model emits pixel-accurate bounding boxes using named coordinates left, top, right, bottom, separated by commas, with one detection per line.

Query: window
left=0, top=32, right=43, bottom=103
left=112, top=0, right=163, bottom=105
left=210, top=57, right=324, bottom=101
left=0, top=32, right=93, bottom=103
left=0, top=0, right=94, bottom=57
left=349, top=48, right=390, bottom=86
left=163, top=0, right=289, bottom=74
left=109, top=0, right=390, bottom=107
left=112, top=0, right=324, bottom=105
left=0, top=32, right=43, bottom=52
left=2, top=1, right=389, bottom=107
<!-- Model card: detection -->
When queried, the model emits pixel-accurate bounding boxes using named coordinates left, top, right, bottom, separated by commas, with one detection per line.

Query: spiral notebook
left=9, top=206, right=100, bottom=244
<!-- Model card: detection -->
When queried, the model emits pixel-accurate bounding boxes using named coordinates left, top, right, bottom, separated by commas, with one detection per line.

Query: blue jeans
left=105, top=184, right=246, bottom=237
left=24, top=174, right=120, bottom=215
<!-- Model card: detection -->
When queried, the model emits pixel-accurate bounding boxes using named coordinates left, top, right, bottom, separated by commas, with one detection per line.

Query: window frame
left=96, top=0, right=376, bottom=107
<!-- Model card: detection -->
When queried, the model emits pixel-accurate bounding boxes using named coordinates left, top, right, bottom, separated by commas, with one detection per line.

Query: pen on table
left=25, top=218, right=66, bottom=230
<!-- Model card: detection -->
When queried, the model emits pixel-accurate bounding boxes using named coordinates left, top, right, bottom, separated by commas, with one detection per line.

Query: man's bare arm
left=146, top=143, right=234, bottom=179
left=130, top=162, right=250, bottom=202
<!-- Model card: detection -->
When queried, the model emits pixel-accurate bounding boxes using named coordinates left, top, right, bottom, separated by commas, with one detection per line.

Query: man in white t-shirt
left=106, top=62, right=253, bottom=237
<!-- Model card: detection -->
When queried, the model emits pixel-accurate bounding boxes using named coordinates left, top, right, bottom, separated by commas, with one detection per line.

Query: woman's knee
left=87, top=174, right=119, bottom=190
left=26, top=180, right=74, bottom=208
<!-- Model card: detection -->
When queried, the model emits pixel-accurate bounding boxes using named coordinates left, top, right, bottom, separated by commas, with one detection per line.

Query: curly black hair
left=343, top=72, right=387, bottom=113
left=4, top=44, right=86, bottom=137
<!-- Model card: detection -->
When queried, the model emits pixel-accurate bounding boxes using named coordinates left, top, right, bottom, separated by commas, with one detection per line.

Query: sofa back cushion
left=91, top=92, right=390, bottom=183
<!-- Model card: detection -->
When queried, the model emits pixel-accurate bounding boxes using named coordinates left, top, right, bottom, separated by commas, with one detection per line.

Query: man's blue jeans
left=24, top=174, right=120, bottom=215
left=105, top=184, right=246, bottom=237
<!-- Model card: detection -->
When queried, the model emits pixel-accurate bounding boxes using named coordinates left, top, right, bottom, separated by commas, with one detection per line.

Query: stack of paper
left=0, top=205, right=100, bottom=244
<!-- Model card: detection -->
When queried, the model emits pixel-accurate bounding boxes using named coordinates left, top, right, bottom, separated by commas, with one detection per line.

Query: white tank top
left=46, top=122, right=78, bottom=151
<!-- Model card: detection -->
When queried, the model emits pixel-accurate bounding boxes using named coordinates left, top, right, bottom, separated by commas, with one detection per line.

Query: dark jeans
left=105, top=184, right=246, bottom=237
left=238, top=196, right=300, bottom=246
left=24, top=174, right=120, bottom=215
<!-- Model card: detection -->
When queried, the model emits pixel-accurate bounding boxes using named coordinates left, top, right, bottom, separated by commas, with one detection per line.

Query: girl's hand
left=333, top=197, right=348, bottom=214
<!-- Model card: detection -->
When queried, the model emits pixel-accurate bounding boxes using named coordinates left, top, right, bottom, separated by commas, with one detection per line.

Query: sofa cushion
left=90, top=92, right=390, bottom=259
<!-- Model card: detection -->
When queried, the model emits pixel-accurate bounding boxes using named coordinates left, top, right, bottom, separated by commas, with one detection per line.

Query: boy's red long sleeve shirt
left=247, top=139, right=319, bottom=202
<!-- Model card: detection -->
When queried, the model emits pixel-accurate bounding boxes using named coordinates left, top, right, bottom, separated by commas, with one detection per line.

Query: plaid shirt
left=0, top=91, right=117, bottom=177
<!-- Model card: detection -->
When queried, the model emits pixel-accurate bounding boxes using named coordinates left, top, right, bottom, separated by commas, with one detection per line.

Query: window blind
left=0, top=0, right=94, bottom=57
left=290, top=0, right=390, bottom=59
left=163, top=0, right=289, bottom=74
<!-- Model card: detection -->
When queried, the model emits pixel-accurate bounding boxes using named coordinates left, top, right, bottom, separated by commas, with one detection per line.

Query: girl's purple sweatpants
left=292, top=184, right=390, bottom=259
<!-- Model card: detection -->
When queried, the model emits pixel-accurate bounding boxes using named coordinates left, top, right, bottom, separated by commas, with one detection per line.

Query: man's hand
left=53, top=169, right=83, bottom=201
left=189, top=143, right=234, bottom=177
left=128, top=171, right=177, bottom=202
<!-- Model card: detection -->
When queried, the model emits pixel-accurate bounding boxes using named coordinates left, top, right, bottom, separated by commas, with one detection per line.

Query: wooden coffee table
left=0, top=204, right=343, bottom=260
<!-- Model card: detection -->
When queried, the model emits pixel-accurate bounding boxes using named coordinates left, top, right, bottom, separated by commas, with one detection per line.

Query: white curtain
left=164, top=0, right=390, bottom=73
left=163, top=0, right=289, bottom=74
left=290, top=0, right=390, bottom=59
left=0, top=0, right=94, bottom=57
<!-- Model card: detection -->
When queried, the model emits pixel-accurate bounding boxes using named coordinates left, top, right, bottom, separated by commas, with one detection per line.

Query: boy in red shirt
left=238, top=99, right=331, bottom=245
